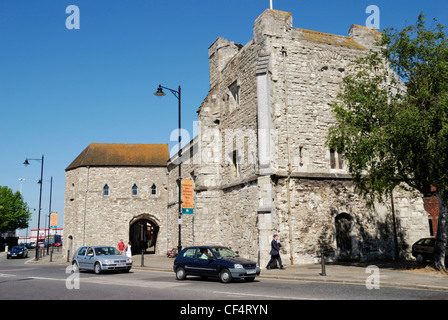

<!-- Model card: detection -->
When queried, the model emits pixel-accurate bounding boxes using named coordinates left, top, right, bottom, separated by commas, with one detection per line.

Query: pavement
left=15, top=248, right=448, bottom=292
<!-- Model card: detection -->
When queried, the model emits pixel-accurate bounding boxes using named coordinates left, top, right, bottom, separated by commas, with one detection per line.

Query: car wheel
left=416, top=254, right=425, bottom=264
left=94, top=262, right=102, bottom=274
left=219, top=269, right=232, bottom=283
left=175, top=267, right=187, bottom=280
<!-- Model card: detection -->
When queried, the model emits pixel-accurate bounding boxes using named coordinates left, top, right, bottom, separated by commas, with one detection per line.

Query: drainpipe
left=282, top=46, right=294, bottom=265
left=166, top=168, right=169, bottom=254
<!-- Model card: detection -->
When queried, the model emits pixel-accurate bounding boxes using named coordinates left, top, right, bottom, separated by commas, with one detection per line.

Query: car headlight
left=105, top=259, right=113, bottom=264
left=234, top=264, right=244, bottom=269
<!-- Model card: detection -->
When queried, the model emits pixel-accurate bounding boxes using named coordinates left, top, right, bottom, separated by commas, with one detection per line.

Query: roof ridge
left=65, top=143, right=170, bottom=171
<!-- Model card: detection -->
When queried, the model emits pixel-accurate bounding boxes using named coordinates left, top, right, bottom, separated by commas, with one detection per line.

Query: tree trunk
left=434, top=191, right=448, bottom=271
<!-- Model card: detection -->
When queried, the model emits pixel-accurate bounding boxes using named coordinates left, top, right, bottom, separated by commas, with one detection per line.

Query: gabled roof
left=66, top=143, right=169, bottom=171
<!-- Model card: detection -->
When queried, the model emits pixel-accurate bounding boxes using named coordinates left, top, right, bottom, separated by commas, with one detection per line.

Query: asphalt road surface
left=1, top=253, right=447, bottom=314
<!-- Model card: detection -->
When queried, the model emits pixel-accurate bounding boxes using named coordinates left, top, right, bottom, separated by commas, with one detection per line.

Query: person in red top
left=118, top=239, right=125, bottom=255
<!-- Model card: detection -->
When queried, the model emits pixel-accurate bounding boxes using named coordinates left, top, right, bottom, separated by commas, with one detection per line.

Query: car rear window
left=182, top=248, right=196, bottom=258
left=423, top=239, right=435, bottom=246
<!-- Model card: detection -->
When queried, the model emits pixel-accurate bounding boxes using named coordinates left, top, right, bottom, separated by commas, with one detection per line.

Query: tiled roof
left=66, top=143, right=169, bottom=171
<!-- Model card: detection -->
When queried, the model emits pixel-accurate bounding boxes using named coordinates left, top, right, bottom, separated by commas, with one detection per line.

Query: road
left=1, top=253, right=448, bottom=306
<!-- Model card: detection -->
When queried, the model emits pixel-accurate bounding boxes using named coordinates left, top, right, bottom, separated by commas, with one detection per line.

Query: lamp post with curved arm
left=154, top=84, right=182, bottom=254
left=23, top=155, right=44, bottom=261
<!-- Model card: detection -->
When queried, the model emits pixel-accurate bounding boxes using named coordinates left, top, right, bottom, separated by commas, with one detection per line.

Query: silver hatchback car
left=72, top=246, right=132, bottom=274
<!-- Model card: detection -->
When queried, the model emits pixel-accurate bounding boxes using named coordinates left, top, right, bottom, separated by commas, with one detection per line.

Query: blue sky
left=1, top=0, right=447, bottom=237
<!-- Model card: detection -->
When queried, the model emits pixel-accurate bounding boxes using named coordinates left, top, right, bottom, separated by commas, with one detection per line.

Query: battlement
left=254, top=9, right=293, bottom=39
left=208, top=37, right=243, bottom=88
left=349, top=24, right=382, bottom=50
left=294, top=28, right=367, bottom=50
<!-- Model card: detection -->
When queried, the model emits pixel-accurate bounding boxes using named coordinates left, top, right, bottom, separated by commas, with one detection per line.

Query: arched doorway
left=335, top=213, right=353, bottom=260
left=129, top=217, right=159, bottom=255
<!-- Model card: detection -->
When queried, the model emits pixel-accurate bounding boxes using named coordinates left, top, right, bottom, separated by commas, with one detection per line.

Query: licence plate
left=247, top=269, right=256, bottom=274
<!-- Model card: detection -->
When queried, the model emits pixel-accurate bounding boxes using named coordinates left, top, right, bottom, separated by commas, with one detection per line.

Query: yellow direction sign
left=182, top=179, right=194, bottom=214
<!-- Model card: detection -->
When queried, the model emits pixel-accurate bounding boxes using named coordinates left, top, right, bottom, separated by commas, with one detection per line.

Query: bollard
left=320, top=249, right=326, bottom=276
left=141, top=250, right=145, bottom=267
left=50, top=251, right=53, bottom=262
left=67, top=250, right=71, bottom=263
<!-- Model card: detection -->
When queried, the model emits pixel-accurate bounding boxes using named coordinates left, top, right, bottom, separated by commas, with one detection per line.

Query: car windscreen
left=94, top=247, right=120, bottom=256
left=211, top=247, right=238, bottom=258
left=11, top=246, right=22, bottom=251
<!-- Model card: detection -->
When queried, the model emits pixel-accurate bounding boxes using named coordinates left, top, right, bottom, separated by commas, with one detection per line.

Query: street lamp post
left=154, top=84, right=182, bottom=254
left=47, top=176, right=53, bottom=255
left=23, top=155, right=44, bottom=261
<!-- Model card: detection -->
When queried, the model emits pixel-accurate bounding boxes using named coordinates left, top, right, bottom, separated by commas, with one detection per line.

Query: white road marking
left=0, top=273, right=16, bottom=278
left=212, top=290, right=318, bottom=300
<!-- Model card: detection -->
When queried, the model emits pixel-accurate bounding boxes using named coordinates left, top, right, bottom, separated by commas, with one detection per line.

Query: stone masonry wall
left=64, top=166, right=168, bottom=256
left=193, top=9, right=429, bottom=266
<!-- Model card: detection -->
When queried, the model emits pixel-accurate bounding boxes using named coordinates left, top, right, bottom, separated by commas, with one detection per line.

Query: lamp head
left=23, top=159, right=30, bottom=166
left=154, top=85, right=166, bottom=97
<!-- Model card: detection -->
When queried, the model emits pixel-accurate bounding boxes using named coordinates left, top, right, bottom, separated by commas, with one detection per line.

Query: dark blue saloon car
left=173, top=246, right=260, bottom=283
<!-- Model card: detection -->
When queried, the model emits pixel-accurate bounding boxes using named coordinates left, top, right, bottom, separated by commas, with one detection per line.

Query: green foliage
left=0, top=186, right=31, bottom=233
left=327, top=13, right=448, bottom=205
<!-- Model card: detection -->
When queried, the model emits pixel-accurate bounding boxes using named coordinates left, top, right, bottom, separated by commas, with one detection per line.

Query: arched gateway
left=129, top=215, right=160, bottom=255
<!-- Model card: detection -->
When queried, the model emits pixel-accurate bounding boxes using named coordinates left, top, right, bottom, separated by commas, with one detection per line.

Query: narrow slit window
left=330, top=149, right=336, bottom=169
left=330, top=149, right=343, bottom=170
left=151, top=184, right=157, bottom=195
left=231, top=150, right=240, bottom=178
left=132, top=184, right=138, bottom=196
left=103, top=184, right=109, bottom=196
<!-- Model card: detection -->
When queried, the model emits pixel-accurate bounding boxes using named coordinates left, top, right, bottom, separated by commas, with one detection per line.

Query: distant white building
left=19, top=228, right=63, bottom=244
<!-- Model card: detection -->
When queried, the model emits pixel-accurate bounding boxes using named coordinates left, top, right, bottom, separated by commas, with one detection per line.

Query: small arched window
left=103, top=184, right=109, bottom=196
left=132, top=184, right=138, bottom=196
left=151, top=184, right=157, bottom=196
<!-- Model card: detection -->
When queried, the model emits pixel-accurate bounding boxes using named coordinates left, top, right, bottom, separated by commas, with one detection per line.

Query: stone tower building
left=63, top=143, right=170, bottom=256
left=64, top=9, right=430, bottom=265
left=169, top=9, right=429, bottom=266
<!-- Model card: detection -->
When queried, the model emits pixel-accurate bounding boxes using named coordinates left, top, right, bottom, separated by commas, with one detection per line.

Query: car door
left=75, top=247, right=87, bottom=269
left=84, top=247, right=96, bottom=270
left=192, top=248, right=217, bottom=277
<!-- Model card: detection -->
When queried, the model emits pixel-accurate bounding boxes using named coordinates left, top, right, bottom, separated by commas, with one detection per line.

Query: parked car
left=412, top=237, right=448, bottom=263
left=174, top=245, right=260, bottom=283
left=72, top=246, right=132, bottom=274
left=7, top=245, right=28, bottom=259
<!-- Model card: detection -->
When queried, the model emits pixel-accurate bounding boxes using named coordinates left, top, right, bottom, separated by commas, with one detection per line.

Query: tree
left=0, top=186, right=31, bottom=234
left=327, top=14, right=448, bottom=270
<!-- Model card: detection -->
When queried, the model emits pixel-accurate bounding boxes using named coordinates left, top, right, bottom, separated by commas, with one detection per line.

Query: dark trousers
left=266, top=254, right=282, bottom=268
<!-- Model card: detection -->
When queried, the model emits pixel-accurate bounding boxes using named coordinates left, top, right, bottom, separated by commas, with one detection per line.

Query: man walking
left=266, top=234, right=285, bottom=270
